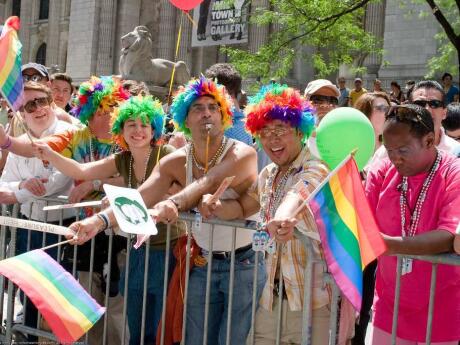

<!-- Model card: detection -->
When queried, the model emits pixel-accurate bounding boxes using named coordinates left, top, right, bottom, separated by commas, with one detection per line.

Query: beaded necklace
left=259, top=163, right=295, bottom=226
left=190, top=136, right=228, bottom=172
left=88, top=128, right=114, bottom=162
left=399, top=150, right=441, bottom=238
left=128, top=148, right=153, bottom=188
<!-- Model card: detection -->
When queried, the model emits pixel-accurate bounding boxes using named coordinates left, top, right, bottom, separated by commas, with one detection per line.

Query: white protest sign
left=103, top=184, right=157, bottom=236
left=0, top=216, right=73, bottom=236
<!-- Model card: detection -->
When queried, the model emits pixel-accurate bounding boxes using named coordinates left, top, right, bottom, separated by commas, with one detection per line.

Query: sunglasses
left=22, top=74, right=44, bottom=82
left=412, top=99, right=444, bottom=109
left=20, top=97, right=50, bottom=113
left=385, top=106, right=431, bottom=131
left=373, top=104, right=390, bottom=113
left=309, top=95, right=338, bottom=106
left=259, top=126, right=293, bottom=139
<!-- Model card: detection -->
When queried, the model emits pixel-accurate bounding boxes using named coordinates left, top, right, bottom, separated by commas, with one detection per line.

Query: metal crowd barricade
left=3, top=196, right=458, bottom=345
left=391, top=253, right=460, bottom=345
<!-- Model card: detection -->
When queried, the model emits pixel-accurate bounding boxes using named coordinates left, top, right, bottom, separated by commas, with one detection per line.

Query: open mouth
left=270, top=147, right=285, bottom=158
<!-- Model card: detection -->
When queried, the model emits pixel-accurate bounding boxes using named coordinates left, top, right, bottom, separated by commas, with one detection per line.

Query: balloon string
left=157, top=12, right=184, bottom=165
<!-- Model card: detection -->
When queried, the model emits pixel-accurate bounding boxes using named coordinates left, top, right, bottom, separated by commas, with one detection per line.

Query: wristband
left=167, top=197, right=180, bottom=211
left=0, top=136, right=11, bottom=150
left=96, top=213, right=109, bottom=231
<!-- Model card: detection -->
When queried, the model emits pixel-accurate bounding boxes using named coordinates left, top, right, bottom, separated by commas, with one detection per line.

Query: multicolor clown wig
left=71, top=76, right=129, bottom=125
left=170, top=76, right=233, bottom=136
left=111, top=95, right=165, bottom=150
left=245, top=83, right=316, bottom=142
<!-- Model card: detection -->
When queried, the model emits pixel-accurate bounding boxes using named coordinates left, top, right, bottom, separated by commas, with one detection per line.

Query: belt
left=204, top=243, right=253, bottom=260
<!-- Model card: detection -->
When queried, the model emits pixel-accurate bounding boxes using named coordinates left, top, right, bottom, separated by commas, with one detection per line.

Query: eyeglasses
left=446, top=132, right=460, bottom=142
left=373, top=104, right=390, bottom=113
left=385, top=105, right=431, bottom=131
left=412, top=99, right=444, bottom=109
left=309, top=95, right=338, bottom=106
left=20, top=97, right=50, bottom=113
left=22, top=74, right=44, bottom=82
left=189, top=103, right=221, bottom=114
left=259, top=126, right=293, bottom=139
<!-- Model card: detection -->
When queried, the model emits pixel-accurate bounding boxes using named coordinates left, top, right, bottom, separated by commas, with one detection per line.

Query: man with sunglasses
left=366, top=104, right=460, bottom=344
left=0, top=81, right=76, bottom=342
left=369, top=80, right=460, bottom=168
left=410, top=80, right=460, bottom=153
left=304, top=79, right=340, bottom=158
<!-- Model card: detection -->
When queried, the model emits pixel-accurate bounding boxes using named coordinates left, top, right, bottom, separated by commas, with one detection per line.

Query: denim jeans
left=120, top=246, right=175, bottom=345
left=185, top=248, right=266, bottom=345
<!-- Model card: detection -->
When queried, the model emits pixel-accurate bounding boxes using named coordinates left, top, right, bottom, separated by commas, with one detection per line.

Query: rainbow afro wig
left=111, top=95, right=165, bottom=150
left=170, top=76, right=233, bottom=136
left=245, top=83, right=316, bottom=142
left=71, top=76, right=129, bottom=125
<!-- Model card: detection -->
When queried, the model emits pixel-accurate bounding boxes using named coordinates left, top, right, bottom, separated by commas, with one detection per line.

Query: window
left=36, top=43, right=46, bottom=65
left=12, top=0, right=21, bottom=17
left=39, top=0, right=49, bottom=20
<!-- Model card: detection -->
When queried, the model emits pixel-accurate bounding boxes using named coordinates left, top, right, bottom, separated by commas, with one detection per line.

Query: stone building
left=0, top=0, right=449, bottom=89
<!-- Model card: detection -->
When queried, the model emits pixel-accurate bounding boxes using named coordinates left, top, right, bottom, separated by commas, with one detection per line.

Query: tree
left=417, top=0, right=460, bottom=84
left=224, top=0, right=382, bottom=82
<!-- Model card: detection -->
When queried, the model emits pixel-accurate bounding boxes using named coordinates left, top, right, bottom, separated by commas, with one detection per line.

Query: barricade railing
left=391, top=253, right=460, bottom=345
left=0, top=197, right=458, bottom=345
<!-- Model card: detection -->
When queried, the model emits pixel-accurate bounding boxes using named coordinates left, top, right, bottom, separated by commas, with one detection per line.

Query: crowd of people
left=0, top=61, right=459, bottom=345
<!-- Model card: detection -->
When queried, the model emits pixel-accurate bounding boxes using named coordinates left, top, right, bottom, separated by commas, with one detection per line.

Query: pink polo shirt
left=365, top=151, right=460, bottom=342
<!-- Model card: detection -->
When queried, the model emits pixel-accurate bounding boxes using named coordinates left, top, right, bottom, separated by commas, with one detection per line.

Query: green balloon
left=316, top=107, right=375, bottom=171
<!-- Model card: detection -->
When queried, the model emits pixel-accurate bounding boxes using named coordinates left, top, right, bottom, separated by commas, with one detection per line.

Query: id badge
left=192, top=211, right=202, bottom=232
left=401, top=258, right=413, bottom=275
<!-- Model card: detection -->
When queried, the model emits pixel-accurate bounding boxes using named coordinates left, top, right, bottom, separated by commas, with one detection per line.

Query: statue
left=119, top=26, right=190, bottom=88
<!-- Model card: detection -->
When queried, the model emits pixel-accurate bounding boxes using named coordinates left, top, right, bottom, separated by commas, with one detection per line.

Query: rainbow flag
left=307, top=157, right=386, bottom=311
left=0, top=249, right=105, bottom=343
left=0, top=16, right=24, bottom=111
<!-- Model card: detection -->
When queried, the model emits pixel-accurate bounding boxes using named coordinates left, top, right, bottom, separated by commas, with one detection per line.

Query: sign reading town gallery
left=191, top=0, right=249, bottom=47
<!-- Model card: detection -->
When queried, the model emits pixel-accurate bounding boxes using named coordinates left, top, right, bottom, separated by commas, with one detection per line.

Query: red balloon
left=169, top=0, right=204, bottom=11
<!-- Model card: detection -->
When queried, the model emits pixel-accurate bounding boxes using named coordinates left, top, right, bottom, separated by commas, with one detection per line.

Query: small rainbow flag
left=0, top=16, right=24, bottom=111
left=307, top=156, right=386, bottom=311
left=0, top=249, right=105, bottom=343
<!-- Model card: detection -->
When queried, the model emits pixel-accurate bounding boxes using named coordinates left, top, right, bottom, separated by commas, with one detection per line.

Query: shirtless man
left=66, top=77, right=266, bottom=345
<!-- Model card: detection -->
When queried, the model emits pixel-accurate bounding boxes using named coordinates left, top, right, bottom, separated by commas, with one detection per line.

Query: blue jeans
left=185, top=248, right=266, bottom=345
left=120, top=246, right=175, bottom=345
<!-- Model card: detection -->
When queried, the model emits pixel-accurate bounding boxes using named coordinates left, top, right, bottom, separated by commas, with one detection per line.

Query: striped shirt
left=254, top=145, right=331, bottom=311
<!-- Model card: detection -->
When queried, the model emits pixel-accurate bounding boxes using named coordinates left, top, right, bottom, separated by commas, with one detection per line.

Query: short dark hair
left=411, top=80, right=446, bottom=105
left=441, top=72, right=453, bottom=81
left=390, top=81, right=400, bottom=89
left=385, top=104, right=434, bottom=138
left=50, top=73, right=73, bottom=90
left=204, top=63, right=242, bottom=98
left=442, top=103, right=460, bottom=131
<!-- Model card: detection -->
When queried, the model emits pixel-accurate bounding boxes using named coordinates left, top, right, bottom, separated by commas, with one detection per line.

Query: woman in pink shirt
left=365, top=104, right=460, bottom=344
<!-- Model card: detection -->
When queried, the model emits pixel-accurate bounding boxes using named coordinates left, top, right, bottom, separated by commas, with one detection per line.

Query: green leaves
left=225, top=0, right=380, bottom=80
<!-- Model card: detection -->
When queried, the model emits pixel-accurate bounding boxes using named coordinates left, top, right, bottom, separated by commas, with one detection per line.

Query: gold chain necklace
left=190, top=136, right=227, bottom=172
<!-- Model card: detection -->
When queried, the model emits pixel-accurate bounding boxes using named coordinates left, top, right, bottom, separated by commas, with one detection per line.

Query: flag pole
left=293, top=149, right=357, bottom=217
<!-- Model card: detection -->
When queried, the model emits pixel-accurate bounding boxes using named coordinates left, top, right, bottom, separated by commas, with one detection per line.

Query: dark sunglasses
left=22, top=74, right=44, bottom=82
left=412, top=99, right=444, bottom=109
left=20, top=97, right=50, bottom=113
left=385, top=106, right=431, bottom=131
left=309, top=95, right=339, bottom=105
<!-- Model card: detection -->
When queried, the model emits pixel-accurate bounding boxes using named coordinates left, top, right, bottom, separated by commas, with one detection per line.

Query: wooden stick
left=40, top=238, right=74, bottom=251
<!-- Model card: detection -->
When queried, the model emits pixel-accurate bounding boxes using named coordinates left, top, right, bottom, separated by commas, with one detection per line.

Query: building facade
left=0, top=0, right=448, bottom=88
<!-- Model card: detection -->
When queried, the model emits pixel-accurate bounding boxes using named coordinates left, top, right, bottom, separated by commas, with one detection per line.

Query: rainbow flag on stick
left=0, top=16, right=24, bottom=111
left=303, top=154, right=386, bottom=311
left=0, top=249, right=105, bottom=343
